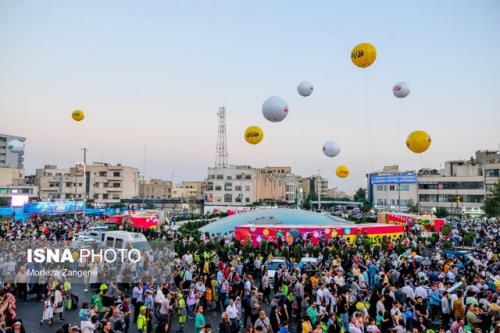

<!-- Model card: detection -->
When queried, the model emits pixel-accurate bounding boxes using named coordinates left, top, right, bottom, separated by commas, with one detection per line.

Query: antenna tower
left=215, top=106, right=228, bottom=168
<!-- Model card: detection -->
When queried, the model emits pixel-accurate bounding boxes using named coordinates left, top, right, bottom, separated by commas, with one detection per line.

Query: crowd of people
left=0, top=214, right=498, bottom=333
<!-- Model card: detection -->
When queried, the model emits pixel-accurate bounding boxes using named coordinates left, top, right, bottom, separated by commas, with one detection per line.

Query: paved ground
left=16, top=284, right=300, bottom=333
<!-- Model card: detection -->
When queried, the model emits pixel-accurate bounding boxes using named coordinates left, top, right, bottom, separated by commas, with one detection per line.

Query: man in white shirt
left=415, top=285, right=428, bottom=299
left=226, top=298, right=239, bottom=330
left=402, top=284, right=415, bottom=301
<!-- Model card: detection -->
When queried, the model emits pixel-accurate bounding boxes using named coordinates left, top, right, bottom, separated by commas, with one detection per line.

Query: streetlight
left=73, top=163, right=84, bottom=219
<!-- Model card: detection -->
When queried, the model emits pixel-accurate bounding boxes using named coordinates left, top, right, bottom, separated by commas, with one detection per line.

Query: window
left=224, top=194, right=232, bottom=203
left=206, top=182, right=213, bottom=191
left=376, top=185, right=383, bottom=191
left=93, top=194, right=99, bottom=199
left=389, top=185, right=395, bottom=191
left=112, top=195, right=120, bottom=200
left=236, top=174, right=242, bottom=180
left=399, top=184, right=410, bottom=191
left=215, top=185, right=222, bottom=191
left=235, top=185, right=242, bottom=191
left=418, top=182, right=483, bottom=190
left=216, top=174, right=223, bottom=180
left=66, top=182, right=72, bottom=187
left=208, top=175, right=215, bottom=179
left=113, top=171, right=121, bottom=177
left=113, top=183, right=120, bottom=188
left=106, top=237, right=114, bottom=247
left=245, top=198, right=250, bottom=203
left=245, top=175, right=251, bottom=180
left=245, top=186, right=250, bottom=191
left=227, top=176, right=232, bottom=180
left=224, top=183, right=232, bottom=191
left=103, top=194, right=109, bottom=199
left=235, top=195, right=242, bottom=203
left=114, top=238, right=123, bottom=249
left=99, top=171, right=107, bottom=177
left=486, top=169, right=500, bottom=177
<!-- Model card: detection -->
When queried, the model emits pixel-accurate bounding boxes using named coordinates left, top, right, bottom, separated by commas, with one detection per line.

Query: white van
left=101, top=231, right=152, bottom=252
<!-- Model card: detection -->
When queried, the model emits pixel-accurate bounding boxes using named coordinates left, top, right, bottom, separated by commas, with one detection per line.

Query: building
left=0, top=134, right=26, bottom=169
left=204, top=165, right=258, bottom=212
left=326, top=187, right=351, bottom=199
left=256, top=167, right=290, bottom=203
left=172, top=181, right=205, bottom=200
left=140, top=179, right=172, bottom=199
left=0, top=167, right=38, bottom=202
left=35, top=165, right=80, bottom=201
left=417, top=150, right=500, bottom=214
left=35, top=162, right=140, bottom=204
left=367, top=165, right=418, bottom=213
left=478, top=150, right=500, bottom=194
left=302, top=176, right=329, bottom=199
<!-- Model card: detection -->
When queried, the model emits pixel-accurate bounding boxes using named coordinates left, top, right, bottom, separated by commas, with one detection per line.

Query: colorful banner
left=235, top=223, right=405, bottom=246
left=24, top=201, right=85, bottom=215
left=379, top=212, right=445, bottom=233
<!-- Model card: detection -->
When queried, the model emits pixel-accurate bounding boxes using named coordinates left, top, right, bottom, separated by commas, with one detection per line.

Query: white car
left=263, top=257, right=288, bottom=283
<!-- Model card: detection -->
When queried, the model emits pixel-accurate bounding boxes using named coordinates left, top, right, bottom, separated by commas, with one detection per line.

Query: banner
left=24, top=201, right=85, bottom=215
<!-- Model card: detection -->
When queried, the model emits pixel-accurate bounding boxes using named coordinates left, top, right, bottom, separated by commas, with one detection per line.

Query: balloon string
left=363, top=70, right=374, bottom=172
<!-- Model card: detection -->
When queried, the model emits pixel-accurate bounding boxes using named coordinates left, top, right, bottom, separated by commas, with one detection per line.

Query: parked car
left=299, top=257, right=320, bottom=276
left=263, top=257, right=288, bottom=283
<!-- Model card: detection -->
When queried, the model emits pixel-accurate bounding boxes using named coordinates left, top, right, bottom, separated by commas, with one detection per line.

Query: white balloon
left=393, top=82, right=410, bottom=98
left=262, top=96, right=288, bottom=122
left=297, top=81, right=313, bottom=97
left=323, top=140, right=340, bottom=158
left=6, top=140, right=24, bottom=153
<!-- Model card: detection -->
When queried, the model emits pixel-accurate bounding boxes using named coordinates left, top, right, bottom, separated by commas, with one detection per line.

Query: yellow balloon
left=336, top=165, right=349, bottom=178
left=244, top=126, right=264, bottom=145
left=351, top=43, right=377, bottom=68
left=406, top=130, right=432, bottom=153
left=72, top=110, right=85, bottom=121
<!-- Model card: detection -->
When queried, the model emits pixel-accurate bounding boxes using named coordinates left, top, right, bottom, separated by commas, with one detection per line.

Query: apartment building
left=302, top=175, right=329, bottom=199
left=35, top=162, right=139, bottom=204
left=418, top=150, right=500, bottom=214
left=172, top=181, right=204, bottom=200
left=0, top=167, right=38, bottom=200
left=367, top=165, right=418, bottom=213
left=204, top=165, right=257, bottom=212
left=140, top=179, right=172, bottom=199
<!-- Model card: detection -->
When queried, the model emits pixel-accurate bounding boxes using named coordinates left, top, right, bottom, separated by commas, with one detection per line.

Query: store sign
left=371, top=173, right=417, bottom=184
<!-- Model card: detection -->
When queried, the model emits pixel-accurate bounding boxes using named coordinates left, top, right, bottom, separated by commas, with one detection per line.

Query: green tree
left=483, top=181, right=500, bottom=217
left=353, top=188, right=366, bottom=202
left=435, top=207, right=448, bottom=218
left=407, top=199, right=419, bottom=213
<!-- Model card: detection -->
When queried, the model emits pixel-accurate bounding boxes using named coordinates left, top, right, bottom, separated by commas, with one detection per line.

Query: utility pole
left=81, top=148, right=88, bottom=217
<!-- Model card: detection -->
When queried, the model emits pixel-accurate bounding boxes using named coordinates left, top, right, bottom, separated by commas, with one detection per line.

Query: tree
left=353, top=188, right=366, bottom=202
left=407, top=199, right=419, bottom=214
left=483, top=181, right=500, bottom=217
left=435, top=207, right=448, bottom=218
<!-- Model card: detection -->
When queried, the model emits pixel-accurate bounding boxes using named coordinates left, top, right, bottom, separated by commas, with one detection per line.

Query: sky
left=1, top=0, right=499, bottom=194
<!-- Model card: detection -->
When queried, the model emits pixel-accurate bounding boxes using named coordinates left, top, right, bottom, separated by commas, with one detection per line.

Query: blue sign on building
left=370, top=173, right=417, bottom=184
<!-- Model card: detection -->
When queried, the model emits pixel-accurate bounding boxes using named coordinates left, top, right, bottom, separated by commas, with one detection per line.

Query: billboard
left=370, top=173, right=417, bottom=184
left=24, top=201, right=85, bottom=215
left=11, top=195, right=29, bottom=207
